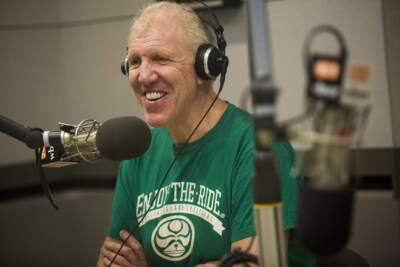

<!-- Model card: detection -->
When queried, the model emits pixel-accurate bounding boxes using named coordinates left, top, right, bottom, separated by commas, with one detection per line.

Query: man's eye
left=154, top=56, right=169, bottom=64
left=129, top=57, right=141, bottom=68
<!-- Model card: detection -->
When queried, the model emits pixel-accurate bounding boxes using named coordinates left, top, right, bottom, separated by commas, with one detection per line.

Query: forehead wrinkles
left=128, top=32, right=192, bottom=63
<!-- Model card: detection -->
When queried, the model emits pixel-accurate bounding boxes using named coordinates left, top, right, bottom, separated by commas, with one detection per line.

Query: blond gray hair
left=128, top=1, right=215, bottom=57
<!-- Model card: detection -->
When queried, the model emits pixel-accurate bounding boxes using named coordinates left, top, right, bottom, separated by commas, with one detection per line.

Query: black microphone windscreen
left=96, top=116, right=151, bottom=161
left=296, top=184, right=354, bottom=256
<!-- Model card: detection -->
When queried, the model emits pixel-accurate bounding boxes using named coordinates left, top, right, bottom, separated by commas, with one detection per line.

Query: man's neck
left=167, top=97, right=227, bottom=145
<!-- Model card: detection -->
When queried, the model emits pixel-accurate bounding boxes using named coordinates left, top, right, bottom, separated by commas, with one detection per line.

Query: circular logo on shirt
left=151, top=215, right=195, bottom=261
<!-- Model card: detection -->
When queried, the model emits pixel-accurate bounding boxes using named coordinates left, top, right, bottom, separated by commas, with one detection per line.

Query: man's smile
left=145, top=91, right=168, bottom=101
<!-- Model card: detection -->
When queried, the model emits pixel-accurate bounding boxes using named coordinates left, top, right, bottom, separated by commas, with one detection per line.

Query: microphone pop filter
left=96, top=116, right=151, bottom=161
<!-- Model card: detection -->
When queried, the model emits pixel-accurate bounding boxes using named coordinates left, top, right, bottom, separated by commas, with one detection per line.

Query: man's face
left=127, top=14, right=201, bottom=128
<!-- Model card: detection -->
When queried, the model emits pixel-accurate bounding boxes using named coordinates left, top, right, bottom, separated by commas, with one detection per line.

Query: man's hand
left=99, top=230, right=149, bottom=267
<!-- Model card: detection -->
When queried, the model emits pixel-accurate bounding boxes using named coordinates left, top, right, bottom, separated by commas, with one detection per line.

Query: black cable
left=244, top=234, right=256, bottom=254
left=35, top=146, right=59, bottom=210
left=216, top=229, right=257, bottom=267
left=218, top=249, right=258, bottom=267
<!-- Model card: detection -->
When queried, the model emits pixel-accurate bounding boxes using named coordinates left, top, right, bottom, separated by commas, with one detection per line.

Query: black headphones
left=121, top=0, right=228, bottom=81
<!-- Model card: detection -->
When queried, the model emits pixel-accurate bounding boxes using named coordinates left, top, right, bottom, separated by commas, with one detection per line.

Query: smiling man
left=97, top=2, right=311, bottom=267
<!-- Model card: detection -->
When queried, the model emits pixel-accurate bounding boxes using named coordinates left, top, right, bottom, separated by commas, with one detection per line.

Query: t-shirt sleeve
left=107, top=161, right=137, bottom=240
left=273, top=141, right=303, bottom=230
left=230, top=130, right=255, bottom=243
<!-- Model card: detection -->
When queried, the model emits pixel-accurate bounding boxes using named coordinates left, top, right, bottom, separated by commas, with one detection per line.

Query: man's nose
left=137, top=61, right=158, bottom=84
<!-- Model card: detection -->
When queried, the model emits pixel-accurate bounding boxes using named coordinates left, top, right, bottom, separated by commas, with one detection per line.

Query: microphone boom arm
left=0, top=114, right=44, bottom=149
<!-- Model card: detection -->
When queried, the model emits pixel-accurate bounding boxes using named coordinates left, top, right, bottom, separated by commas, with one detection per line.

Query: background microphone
left=291, top=25, right=371, bottom=256
left=294, top=25, right=354, bottom=256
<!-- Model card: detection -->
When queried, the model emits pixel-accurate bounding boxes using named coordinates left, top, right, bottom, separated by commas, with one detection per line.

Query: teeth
left=146, top=91, right=165, bottom=101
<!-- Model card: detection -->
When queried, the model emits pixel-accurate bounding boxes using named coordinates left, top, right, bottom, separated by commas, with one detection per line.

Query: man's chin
left=144, top=115, right=168, bottom=128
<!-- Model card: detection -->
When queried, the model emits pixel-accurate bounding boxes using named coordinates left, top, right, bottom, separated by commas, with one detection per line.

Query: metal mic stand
left=246, top=1, right=288, bottom=266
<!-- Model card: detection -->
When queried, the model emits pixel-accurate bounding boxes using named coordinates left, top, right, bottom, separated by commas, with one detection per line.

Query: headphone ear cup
left=121, top=55, right=129, bottom=76
left=195, top=43, right=223, bottom=80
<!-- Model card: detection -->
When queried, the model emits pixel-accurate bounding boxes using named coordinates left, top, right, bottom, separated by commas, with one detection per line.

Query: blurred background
left=0, top=0, right=399, bottom=266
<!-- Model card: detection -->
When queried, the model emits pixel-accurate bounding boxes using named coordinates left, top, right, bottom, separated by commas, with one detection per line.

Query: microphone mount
left=40, top=119, right=101, bottom=168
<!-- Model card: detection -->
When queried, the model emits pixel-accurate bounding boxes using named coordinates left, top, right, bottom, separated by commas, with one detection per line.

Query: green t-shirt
left=108, top=103, right=315, bottom=267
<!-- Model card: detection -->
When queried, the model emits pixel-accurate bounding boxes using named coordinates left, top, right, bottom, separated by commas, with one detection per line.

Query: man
left=97, top=2, right=313, bottom=267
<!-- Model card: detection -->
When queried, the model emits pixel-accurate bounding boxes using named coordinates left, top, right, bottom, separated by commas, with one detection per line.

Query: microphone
left=0, top=115, right=151, bottom=167
left=292, top=26, right=370, bottom=256
left=96, top=116, right=151, bottom=161
left=40, top=116, right=151, bottom=167
left=292, top=25, right=353, bottom=256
